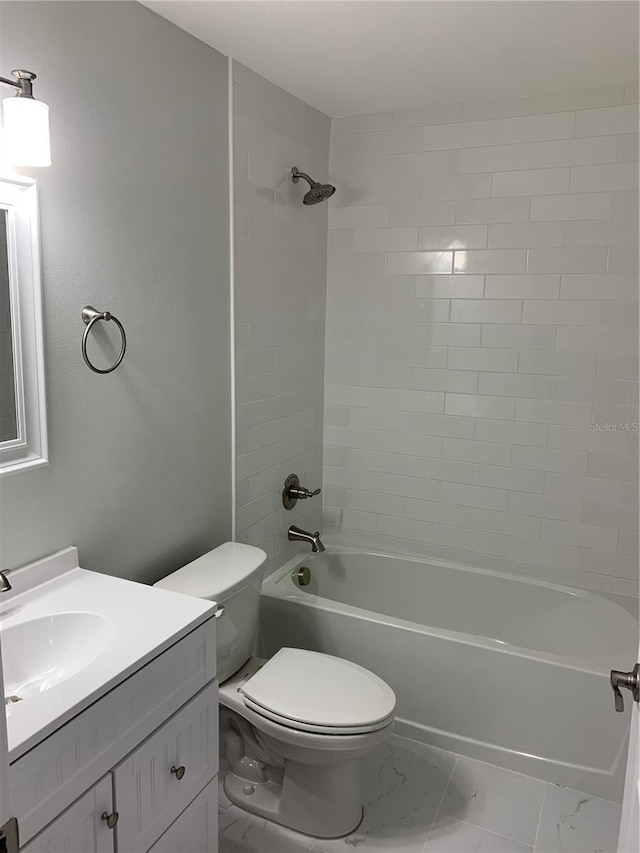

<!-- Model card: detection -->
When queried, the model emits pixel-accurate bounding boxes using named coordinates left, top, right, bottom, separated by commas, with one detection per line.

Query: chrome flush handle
left=610, top=663, right=640, bottom=712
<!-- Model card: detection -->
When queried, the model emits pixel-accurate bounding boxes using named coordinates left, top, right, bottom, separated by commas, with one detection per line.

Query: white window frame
left=0, top=175, right=48, bottom=477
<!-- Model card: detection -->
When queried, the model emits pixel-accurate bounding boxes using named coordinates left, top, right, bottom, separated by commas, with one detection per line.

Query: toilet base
left=223, top=759, right=364, bottom=838
left=219, top=658, right=394, bottom=838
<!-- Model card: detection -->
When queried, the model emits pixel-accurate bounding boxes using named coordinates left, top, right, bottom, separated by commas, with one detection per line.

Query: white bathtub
left=258, top=548, right=638, bottom=801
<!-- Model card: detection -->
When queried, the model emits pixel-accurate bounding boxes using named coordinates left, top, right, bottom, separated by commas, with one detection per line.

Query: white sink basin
left=2, top=612, right=113, bottom=701
left=0, top=547, right=216, bottom=761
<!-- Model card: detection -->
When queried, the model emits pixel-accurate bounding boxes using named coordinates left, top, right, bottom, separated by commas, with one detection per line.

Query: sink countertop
left=0, top=547, right=217, bottom=762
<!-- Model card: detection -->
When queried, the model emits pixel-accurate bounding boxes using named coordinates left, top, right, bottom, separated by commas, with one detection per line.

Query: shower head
left=291, top=167, right=336, bottom=205
left=303, top=182, right=336, bottom=205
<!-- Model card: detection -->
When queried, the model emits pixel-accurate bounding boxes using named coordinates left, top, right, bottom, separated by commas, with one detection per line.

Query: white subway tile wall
left=234, top=63, right=330, bottom=570
left=324, top=85, right=639, bottom=595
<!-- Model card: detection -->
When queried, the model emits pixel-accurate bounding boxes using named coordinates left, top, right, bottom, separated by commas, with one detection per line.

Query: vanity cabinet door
left=147, top=776, right=218, bottom=853
left=113, top=682, right=218, bottom=853
left=20, top=775, right=115, bottom=853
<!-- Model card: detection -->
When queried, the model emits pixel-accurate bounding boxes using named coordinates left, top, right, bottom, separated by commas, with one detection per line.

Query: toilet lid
left=239, top=648, right=396, bottom=734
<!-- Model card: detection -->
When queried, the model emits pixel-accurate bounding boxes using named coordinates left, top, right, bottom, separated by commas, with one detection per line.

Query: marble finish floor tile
left=219, top=805, right=315, bottom=853
left=534, top=785, right=622, bottom=853
left=311, top=739, right=457, bottom=853
left=424, top=817, right=534, bottom=853
left=437, top=755, right=546, bottom=845
left=217, top=735, right=622, bottom=853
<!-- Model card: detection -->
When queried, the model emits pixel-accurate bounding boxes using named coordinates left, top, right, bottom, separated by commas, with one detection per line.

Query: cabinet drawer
left=114, top=682, right=218, bottom=853
left=148, top=776, right=218, bottom=853
left=21, top=776, right=114, bottom=853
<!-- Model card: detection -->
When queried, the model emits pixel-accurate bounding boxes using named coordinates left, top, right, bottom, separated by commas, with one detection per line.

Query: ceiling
left=144, top=1, right=639, bottom=118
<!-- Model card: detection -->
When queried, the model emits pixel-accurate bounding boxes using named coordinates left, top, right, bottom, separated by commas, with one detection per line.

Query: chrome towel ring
left=81, top=305, right=127, bottom=374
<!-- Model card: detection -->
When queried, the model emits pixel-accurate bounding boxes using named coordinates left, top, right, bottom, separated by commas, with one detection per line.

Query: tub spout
left=288, top=525, right=326, bottom=553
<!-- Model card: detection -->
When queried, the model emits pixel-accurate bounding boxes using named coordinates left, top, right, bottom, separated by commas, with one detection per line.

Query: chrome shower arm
left=291, top=167, right=316, bottom=187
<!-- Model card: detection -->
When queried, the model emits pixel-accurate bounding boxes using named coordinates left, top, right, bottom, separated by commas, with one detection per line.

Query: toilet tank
left=153, top=542, right=267, bottom=682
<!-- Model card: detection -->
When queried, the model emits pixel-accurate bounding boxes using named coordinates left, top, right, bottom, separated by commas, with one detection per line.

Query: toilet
left=154, top=542, right=396, bottom=838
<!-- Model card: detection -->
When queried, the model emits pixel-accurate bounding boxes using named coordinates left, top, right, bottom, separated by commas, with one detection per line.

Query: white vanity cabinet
left=147, top=778, right=218, bottom=853
left=113, top=683, right=218, bottom=853
left=11, top=617, right=219, bottom=853
left=21, top=777, right=115, bottom=853
left=22, top=685, right=218, bottom=853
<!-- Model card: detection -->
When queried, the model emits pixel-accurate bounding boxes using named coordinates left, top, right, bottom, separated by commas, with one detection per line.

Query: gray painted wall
left=0, top=2, right=231, bottom=583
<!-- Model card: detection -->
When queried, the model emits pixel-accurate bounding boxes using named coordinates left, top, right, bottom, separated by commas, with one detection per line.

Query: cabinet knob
left=101, top=811, right=119, bottom=829
left=171, top=764, right=186, bottom=780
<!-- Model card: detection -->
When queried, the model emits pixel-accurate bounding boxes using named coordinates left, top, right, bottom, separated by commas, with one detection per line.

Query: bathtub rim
left=262, top=545, right=638, bottom=676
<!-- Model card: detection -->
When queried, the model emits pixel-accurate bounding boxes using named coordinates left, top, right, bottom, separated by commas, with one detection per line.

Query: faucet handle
left=301, top=487, right=321, bottom=498
left=283, top=473, right=321, bottom=509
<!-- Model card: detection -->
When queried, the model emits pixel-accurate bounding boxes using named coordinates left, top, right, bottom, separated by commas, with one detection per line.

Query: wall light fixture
left=1, top=69, right=51, bottom=167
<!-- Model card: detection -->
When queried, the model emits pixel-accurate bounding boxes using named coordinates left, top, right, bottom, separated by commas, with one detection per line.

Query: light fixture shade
left=2, top=96, right=51, bottom=167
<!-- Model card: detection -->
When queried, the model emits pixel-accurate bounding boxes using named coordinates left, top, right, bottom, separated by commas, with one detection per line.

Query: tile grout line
left=532, top=780, right=548, bottom=853
left=429, top=816, right=536, bottom=851
left=419, top=746, right=548, bottom=848
left=433, top=811, right=540, bottom=849
left=420, top=752, right=459, bottom=851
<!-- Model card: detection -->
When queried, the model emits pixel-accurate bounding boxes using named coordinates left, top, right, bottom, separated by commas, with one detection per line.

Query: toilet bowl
left=154, top=542, right=396, bottom=838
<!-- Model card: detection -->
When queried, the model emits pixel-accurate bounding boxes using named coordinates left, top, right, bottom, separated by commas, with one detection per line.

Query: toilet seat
left=239, top=648, right=396, bottom=735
